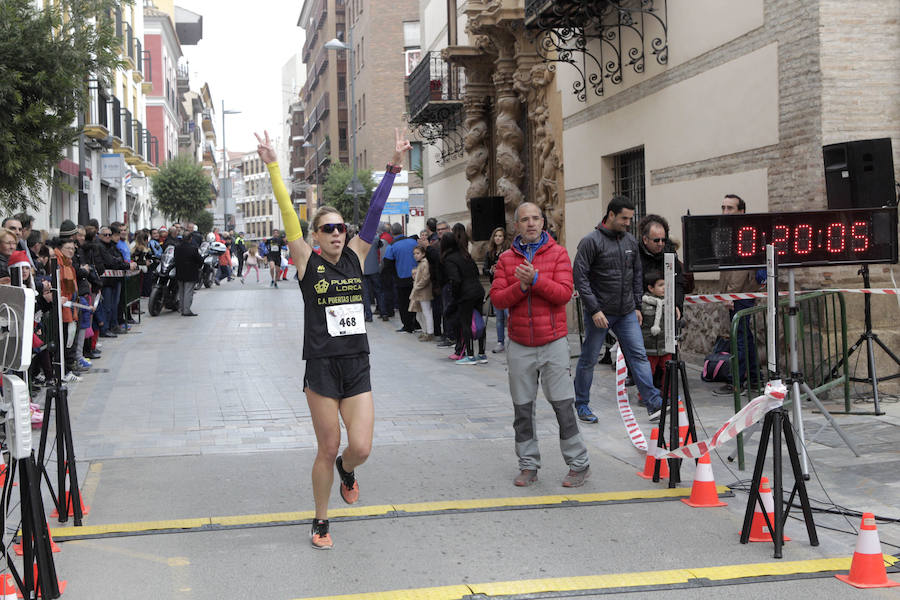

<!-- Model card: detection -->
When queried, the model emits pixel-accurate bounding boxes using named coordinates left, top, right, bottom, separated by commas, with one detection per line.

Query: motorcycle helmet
left=210, top=241, right=227, bottom=253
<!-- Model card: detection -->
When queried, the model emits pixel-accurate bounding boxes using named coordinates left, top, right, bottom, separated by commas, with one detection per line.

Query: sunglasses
left=648, top=237, right=666, bottom=243
left=318, top=223, right=347, bottom=234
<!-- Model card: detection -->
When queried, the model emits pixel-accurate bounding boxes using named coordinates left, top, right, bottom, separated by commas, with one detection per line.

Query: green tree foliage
left=0, top=0, right=127, bottom=212
left=192, top=209, right=214, bottom=235
left=321, top=160, right=375, bottom=225
left=150, top=156, right=212, bottom=222
left=299, top=218, right=309, bottom=239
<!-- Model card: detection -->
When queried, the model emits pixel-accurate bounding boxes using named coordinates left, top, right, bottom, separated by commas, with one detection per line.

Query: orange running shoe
left=336, top=456, right=359, bottom=504
left=310, top=519, right=333, bottom=550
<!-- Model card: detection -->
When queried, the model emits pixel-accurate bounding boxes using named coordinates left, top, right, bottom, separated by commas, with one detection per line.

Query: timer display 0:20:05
left=735, top=221, right=870, bottom=257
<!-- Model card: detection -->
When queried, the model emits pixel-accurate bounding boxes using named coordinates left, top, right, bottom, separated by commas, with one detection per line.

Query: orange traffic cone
left=15, top=564, right=66, bottom=598
left=0, top=574, right=17, bottom=600
left=50, top=490, right=90, bottom=519
left=835, top=513, right=900, bottom=588
left=741, top=476, right=790, bottom=542
left=637, top=428, right=669, bottom=480
left=14, top=524, right=61, bottom=555
left=677, top=401, right=690, bottom=444
left=681, top=453, right=727, bottom=507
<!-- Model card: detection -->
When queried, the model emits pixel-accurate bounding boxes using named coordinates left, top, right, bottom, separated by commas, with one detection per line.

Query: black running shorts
left=303, top=353, right=371, bottom=400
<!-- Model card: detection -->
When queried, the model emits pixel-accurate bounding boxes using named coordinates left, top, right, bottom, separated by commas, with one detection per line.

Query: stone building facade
left=417, top=0, right=899, bottom=363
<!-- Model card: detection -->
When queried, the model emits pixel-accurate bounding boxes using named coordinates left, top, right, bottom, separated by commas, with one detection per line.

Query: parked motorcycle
left=148, top=245, right=180, bottom=316
left=196, top=241, right=226, bottom=289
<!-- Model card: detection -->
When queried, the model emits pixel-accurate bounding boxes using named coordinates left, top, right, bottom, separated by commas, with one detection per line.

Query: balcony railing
left=176, top=62, right=190, bottom=92
left=84, top=86, right=111, bottom=139
left=135, top=39, right=143, bottom=75
left=124, top=22, right=135, bottom=64
left=315, top=47, right=329, bottom=75
left=111, top=96, right=122, bottom=139
left=407, top=51, right=465, bottom=124
left=148, top=133, right=160, bottom=166
left=316, top=92, right=330, bottom=119
left=120, top=108, right=133, bottom=149
left=317, top=138, right=330, bottom=163
left=134, top=119, right=144, bottom=157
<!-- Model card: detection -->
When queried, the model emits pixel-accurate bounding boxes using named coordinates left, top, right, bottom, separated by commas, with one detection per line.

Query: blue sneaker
left=577, top=406, right=598, bottom=423
left=78, top=358, right=92, bottom=369
left=455, top=356, right=478, bottom=365
left=476, top=354, right=488, bottom=364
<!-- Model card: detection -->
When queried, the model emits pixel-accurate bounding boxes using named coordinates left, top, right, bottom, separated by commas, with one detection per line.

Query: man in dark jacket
left=572, top=196, right=662, bottom=423
left=174, top=235, right=202, bottom=316
left=98, top=226, right=135, bottom=337
left=637, top=214, right=685, bottom=317
left=384, top=223, right=419, bottom=333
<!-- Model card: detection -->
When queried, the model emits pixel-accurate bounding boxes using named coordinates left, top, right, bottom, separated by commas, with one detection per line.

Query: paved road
left=21, top=280, right=900, bottom=599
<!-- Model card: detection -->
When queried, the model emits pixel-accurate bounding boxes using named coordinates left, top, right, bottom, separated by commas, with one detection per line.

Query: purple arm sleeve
left=358, top=170, right=397, bottom=244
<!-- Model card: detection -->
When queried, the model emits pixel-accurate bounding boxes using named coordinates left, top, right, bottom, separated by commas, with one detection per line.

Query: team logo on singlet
left=316, top=264, right=325, bottom=273
left=314, top=279, right=329, bottom=294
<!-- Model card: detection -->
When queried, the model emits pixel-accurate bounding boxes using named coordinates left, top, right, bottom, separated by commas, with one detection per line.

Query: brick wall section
left=353, top=0, right=419, bottom=172
left=819, top=0, right=900, bottom=176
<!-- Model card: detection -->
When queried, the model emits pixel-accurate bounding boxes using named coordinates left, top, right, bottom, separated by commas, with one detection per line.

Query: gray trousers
left=177, top=281, right=195, bottom=315
left=506, top=337, right=589, bottom=472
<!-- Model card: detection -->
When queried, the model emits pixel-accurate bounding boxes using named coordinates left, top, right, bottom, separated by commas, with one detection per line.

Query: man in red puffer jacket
left=491, top=202, right=590, bottom=489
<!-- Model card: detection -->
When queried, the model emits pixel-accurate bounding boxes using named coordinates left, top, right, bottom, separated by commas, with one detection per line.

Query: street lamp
left=323, top=33, right=364, bottom=227
left=221, top=101, right=241, bottom=230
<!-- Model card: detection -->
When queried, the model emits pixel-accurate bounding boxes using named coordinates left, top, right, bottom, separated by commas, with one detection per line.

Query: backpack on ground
left=701, top=336, right=732, bottom=383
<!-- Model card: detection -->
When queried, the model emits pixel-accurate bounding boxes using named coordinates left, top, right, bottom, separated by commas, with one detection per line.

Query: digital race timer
left=682, top=207, right=898, bottom=272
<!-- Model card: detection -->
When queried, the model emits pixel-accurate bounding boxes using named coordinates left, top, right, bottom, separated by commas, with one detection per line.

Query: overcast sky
left=177, top=0, right=306, bottom=154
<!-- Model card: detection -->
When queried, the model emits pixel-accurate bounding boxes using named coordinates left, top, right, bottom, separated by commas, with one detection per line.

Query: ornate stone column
left=492, top=32, right=525, bottom=228
left=513, top=61, right=564, bottom=241
left=445, top=44, right=495, bottom=205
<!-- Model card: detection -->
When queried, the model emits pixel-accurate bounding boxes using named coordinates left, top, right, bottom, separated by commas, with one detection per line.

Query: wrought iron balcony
left=120, top=108, right=134, bottom=150
left=133, top=119, right=144, bottom=159
left=316, top=92, right=330, bottom=120
left=407, top=51, right=464, bottom=125
left=132, top=39, right=144, bottom=82
left=84, top=85, right=112, bottom=141
left=525, top=0, right=668, bottom=101
left=124, top=22, right=135, bottom=68
left=176, top=62, right=190, bottom=93
left=111, top=96, right=122, bottom=140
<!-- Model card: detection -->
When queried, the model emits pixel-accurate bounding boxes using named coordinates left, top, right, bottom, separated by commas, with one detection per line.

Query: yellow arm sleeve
left=266, top=162, right=303, bottom=242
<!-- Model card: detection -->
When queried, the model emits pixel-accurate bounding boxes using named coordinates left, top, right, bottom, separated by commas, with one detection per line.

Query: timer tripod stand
left=828, top=264, right=900, bottom=415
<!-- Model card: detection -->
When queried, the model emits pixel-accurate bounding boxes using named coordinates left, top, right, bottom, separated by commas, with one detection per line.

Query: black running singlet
left=299, top=247, right=369, bottom=360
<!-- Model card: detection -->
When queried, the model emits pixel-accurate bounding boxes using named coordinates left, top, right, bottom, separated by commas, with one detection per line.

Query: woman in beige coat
left=409, top=245, right=434, bottom=341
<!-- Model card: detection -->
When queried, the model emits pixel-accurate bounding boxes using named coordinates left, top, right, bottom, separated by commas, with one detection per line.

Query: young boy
left=640, top=271, right=672, bottom=391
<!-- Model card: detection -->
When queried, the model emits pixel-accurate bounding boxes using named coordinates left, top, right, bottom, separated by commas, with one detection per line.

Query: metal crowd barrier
left=729, top=290, right=849, bottom=469
left=119, top=271, right=142, bottom=323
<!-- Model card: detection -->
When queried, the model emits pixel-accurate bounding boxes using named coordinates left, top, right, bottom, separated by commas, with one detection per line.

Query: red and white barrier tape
left=648, top=381, right=787, bottom=460
left=615, top=347, right=648, bottom=452
left=613, top=345, right=787, bottom=460
left=685, top=289, right=900, bottom=304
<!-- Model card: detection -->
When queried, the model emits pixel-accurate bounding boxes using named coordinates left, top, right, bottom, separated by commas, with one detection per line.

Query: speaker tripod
left=828, top=264, right=900, bottom=415
left=740, top=406, right=819, bottom=558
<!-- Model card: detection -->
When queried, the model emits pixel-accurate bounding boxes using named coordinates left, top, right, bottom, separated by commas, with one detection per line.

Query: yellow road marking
left=293, top=555, right=900, bottom=599
left=49, top=487, right=728, bottom=539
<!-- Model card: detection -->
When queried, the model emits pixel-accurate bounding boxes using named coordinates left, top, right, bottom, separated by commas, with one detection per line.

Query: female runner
left=256, top=128, right=410, bottom=549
